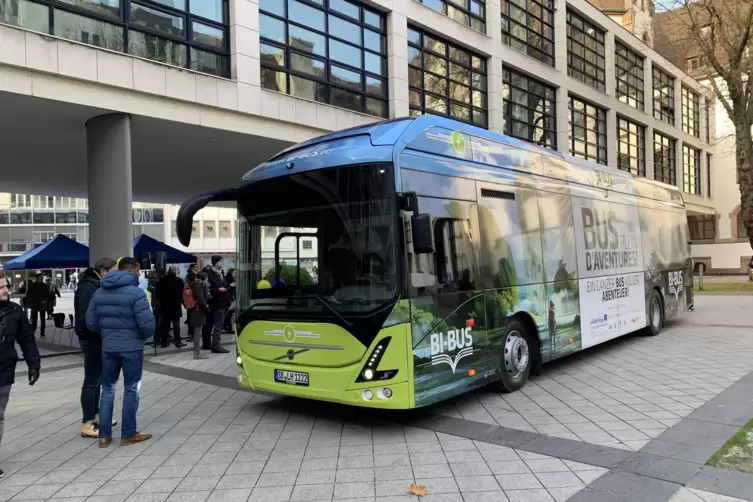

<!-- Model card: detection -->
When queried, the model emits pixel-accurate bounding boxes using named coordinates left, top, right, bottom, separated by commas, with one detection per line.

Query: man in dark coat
left=0, top=272, right=40, bottom=478
left=26, top=273, right=49, bottom=337
left=74, top=258, right=117, bottom=438
left=207, top=256, right=231, bottom=353
left=156, top=266, right=186, bottom=348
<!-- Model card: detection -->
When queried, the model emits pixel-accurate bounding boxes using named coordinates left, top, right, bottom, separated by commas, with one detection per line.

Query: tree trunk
left=734, top=116, right=753, bottom=249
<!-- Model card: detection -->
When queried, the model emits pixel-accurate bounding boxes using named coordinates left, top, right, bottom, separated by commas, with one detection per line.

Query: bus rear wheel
left=495, top=319, right=533, bottom=393
left=647, top=289, right=664, bottom=336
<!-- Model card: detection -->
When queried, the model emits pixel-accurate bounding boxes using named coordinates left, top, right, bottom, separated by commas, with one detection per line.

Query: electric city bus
left=176, top=115, right=693, bottom=410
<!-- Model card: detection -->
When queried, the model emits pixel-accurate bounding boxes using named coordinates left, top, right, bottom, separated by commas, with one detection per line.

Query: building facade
left=0, top=0, right=715, bottom=267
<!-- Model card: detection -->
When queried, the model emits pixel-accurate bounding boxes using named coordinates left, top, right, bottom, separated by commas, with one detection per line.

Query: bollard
left=699, top=263, right=704, bottom=289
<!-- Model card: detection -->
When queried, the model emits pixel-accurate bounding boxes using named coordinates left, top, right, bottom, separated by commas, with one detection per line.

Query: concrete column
left=643, top=56, right=654, bottom=180
left=387, top=11, right=409, bottom=119
left=644, top=124, right=655, bottom=180
left=486, top=0, right=504, bottom=133
left=86, top=114, right=134, bottom=262
left=674, top=77, right=682, bottom=131
left=675, top=135, right=684, bottom=191
left=555, top=87, right=570, bottom=155
left=554, top=6, right=569, bottom=155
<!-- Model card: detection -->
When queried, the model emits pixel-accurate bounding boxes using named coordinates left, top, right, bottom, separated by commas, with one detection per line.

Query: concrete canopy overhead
left=0, top=91, right=295, bottom=204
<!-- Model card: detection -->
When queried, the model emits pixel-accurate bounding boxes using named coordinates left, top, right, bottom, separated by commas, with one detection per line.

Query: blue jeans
left=99, top=350, right=143, bottom=439
left=78, top=336, right=102, bottom=422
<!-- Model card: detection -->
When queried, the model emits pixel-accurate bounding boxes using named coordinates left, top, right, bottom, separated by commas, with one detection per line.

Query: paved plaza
left=0, top=294, right=752, bottom=501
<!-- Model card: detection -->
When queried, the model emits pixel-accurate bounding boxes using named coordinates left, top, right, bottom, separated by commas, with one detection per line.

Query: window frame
left=501, top=0, right=555, bottom=67
left=566, top=9, right=606, bottom=92
left=706, top=152, right=712, bottom=197
left=687, top=214, right=715, bottom=242
left=259, top=0, right=388, bottom=118
left=502, top=68, right=556, bottom=150
left=615, top=41, right=644, bottom=111
left=682, top=86, right=700, bottom=137
left=616, top=116, right=645, bottom=177
left=652, top=65, right=675, bottom=126
left=568, top=95, right=607, bottom=165
left=6, top=0, right=230, bottom=77
left=682, top=143, right=701, bottom=195
left=408, top=25, right=489, bottom=128
left=416, top=0, right=486, bottom=33
left=653, top=132, right=676, bottom=186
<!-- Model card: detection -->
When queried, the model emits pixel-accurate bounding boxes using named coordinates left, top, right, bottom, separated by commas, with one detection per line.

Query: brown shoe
left=120, top=433, right=152, bottom=446
left=99, top=437, right=112, bottom=448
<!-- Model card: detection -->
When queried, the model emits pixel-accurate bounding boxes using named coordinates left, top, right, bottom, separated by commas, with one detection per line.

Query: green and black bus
left=176, top=115, right=693, bottom=409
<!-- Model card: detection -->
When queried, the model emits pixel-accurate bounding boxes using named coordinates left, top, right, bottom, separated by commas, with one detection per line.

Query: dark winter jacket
left=86, top=271, right=155, bottom=353
left=186, top=284, right=210, bottom=326
left=74, top=268, right=102, bottom=341
left=26, top=281, right=49, bottom=309
left=0, top=301, right=40, bottom=386
left=156, top=273, right=185, bottom=319
left=207, top=268, right=231, bottom=310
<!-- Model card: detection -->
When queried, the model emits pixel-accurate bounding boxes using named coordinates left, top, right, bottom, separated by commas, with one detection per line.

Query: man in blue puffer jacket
left=86, top=257, right=155, bottom=448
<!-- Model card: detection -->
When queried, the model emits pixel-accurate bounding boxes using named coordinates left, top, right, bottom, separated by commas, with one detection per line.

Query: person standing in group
left=156, top=267, right=186, bottom=349
left=0, top=272, right=40, bottom=477
left=74, top=258, right=117, bottom=439
left=46, top=277, right=61, bottom=320
left=207, top=256, right=230, bottom=354
left=86, top=257, right=154, bottom=447
left=185, top=263, right=197, bottom=282
left=185, top=275, right=210, bottom=360
left=26, top=273, right=49, bottom=338
left=223, top=268, right=237, bottom=334
left=199, top=271, right=213, bottom=350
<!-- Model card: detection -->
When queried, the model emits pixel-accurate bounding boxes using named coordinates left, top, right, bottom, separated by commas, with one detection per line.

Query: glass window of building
left=204, top=221, right=216, bottom=238
left=219, top=220, right=232, bottom=238
left=653, top=132, right=676, bottom=186
left=502, top=69, right=556, bottom=149
left=682, top=86, right=700, bottom=137
left=569, top=96, right=607, bottom=165
left=615, top=42, right=644, bottom=110
left=258, top=0, right=388, bottom=118
left=652, top=66, right=675, bottom=125
left=566, top=10, right=605, bottom=92
left=707, top=152, right=712, bottom=197
left=688, top=215, right=714, bottom=241
left=3, top=0, right=229, bottom=77
left=683, top=144, right=701, bottom=195
left=415, top=0, right=485, bottom=33
left=617, top=117, right=645, bottom=177
left=407, top=26, right=488, bottom=127
left=501, top=0, right=554, bottom=67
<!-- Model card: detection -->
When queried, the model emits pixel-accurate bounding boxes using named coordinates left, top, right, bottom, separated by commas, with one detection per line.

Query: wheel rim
left=504, top=330, right=530, bottom=378
left=651, top=297, right=661, bottom=329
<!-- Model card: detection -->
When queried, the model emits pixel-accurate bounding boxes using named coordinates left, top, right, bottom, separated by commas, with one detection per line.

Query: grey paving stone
left=207, top=489, right=254, bottom=502
left=656, top=419, right=739, bottom=448
left=504, top=489, right=555, bottom=502
left=215, top=474, right=259, bottom=490
left=94, top=480, right=144, bottom=496
left=247, top=485, right=292, bottom=502
left=495, top=473, right=543, bottom=491
left=418, top=493, right=463, bottom=502
left=566, top=488, right=632, bottom=502
left=166, top=491, right=210, bottom=502
left=135, top=477, right=183, bottom=494
left=174, top=475, right=221, bottom=492
left=487, top=460, right=531, bottom=475
left=414, top=477, right=459, bottom=494
left=54, top=481, right=106, bottom=498
left=449, top=462, right=491, bottom=477
left=333, top=481, right=375, bottom=499
left=295, top=469, right=336, bottom=485
left=563, top=442, right=632, bottom=468
left=412, top=464, right=452, bottom=479
left=533, top=471, right=584, bottom=489
left=454, top=475, right=502, bottom=493
left=2, top=473, right=44, bottom=487
left=618, top=452, right=701, bottom=485
left=686, top=465, right=753, bottom=500
left=461, top=492, right=509, bottom=502
left=113, top=467, right=159, bottom=481
left=639, top=439, right=720, bottom=465
left=374, top=454, right=411, bottom=468
left=547, top=486, right=584, bottom=502
left=33, top=470, right=81, bottom=485
left=149, top=464, right=193, bottom=479
left=523, top=459, right=569, bottom=473
left=590, top=469, right=680, bottom=500
left=337, top=468, right=375, bottom=482
left=375, top=479, right=418, bottom=497
left=289, top=483, right=334, bottom=501
left=255, top=472, right=292, bottom=488
left=11, top=483, right=65, bottom=501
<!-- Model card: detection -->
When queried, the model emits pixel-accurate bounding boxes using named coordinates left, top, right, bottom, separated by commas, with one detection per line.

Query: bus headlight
left=362, top=390, right=373, bottom=401
left=236, top=356, right=243, bottom=366
left=356, top=338, right=398, bottom=383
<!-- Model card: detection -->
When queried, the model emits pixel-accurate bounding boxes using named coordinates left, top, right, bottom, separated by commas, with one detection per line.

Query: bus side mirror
left=412, top=213, right=434, bottom=254
left=177, top=188, right=238, bottom=246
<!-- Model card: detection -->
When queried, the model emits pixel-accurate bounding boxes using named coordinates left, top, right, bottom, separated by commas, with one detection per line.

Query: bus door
left=407, top=196, right=487, bottom=407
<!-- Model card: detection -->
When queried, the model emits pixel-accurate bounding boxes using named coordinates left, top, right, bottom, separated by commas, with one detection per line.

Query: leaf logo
left=431, top=347, right=474, bottom=374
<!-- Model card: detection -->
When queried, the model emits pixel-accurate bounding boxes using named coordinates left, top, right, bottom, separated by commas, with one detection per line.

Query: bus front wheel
left=495, top=319, right=533, bottom=393
left=647, top=289, right=664, bottom=336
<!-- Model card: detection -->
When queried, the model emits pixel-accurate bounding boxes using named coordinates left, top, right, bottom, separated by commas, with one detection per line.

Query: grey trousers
left=0, top=385, right=11, bottom=446
left=211, top=308, right=227, bottom=349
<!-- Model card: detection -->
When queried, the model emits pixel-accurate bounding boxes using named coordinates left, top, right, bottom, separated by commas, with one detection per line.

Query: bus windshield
left=237, top=163, right=398, bottom=326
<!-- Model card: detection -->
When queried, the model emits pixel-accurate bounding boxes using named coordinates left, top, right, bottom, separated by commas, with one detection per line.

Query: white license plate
left=274, top=369, right=309, bottom=386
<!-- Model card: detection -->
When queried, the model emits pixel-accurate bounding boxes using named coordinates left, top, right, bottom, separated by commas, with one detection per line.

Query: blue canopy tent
left=3, top=234, right=90, bottom=270
left=133, top=234, right=197, bottom=264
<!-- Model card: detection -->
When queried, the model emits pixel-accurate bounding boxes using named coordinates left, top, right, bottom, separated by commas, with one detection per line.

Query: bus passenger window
left=435, top=219, right=475, bottom=293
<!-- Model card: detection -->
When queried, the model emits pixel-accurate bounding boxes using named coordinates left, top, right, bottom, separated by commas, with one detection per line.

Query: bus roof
left=245, top=114, right=684, bottom=207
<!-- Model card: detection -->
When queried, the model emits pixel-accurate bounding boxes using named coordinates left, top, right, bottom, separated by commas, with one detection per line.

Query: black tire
left=647, top=289, right=664, bottom=336
left=495, top=318, right=534, bottom=393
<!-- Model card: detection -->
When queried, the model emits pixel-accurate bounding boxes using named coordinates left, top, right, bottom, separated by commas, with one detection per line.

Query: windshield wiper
left=286, top=295, right=353, bottom=327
